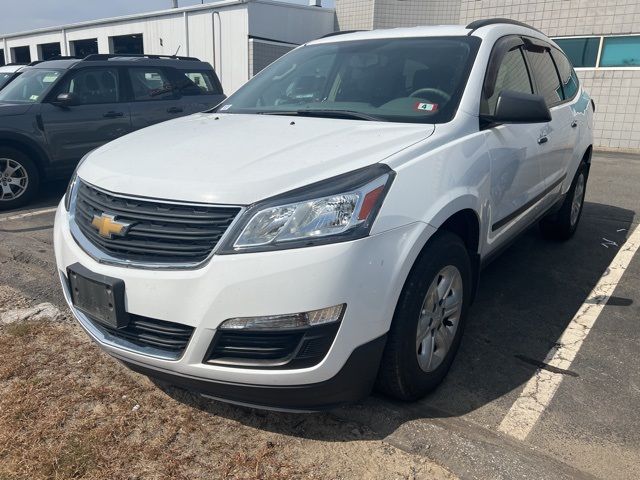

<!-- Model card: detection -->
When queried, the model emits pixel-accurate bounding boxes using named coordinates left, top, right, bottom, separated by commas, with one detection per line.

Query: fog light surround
left=219, top=304, right=345, bottom=331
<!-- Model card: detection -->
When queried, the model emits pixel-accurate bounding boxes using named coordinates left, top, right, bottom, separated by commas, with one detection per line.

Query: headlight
left=64, top=152, right=91, bottom=211
left=219, top=164, right=394, bottom=253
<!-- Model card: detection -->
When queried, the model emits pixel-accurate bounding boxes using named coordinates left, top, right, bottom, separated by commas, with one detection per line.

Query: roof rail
left=82, top=53, right=201, bottom=62
left=320, top=30, right=363, bottom=39
left=466, top=18, right=543, bottom=35
left=27, top=56, right=81, bottom=66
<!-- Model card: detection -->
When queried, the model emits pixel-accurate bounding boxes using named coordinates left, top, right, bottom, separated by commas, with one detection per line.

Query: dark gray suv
left=0, top=54, right=225, bottom=209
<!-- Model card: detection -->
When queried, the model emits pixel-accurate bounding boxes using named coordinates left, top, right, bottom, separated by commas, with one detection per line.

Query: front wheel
left=375, top=231, right=472, bottom=401
left=0, top=148, right=40, bottom=211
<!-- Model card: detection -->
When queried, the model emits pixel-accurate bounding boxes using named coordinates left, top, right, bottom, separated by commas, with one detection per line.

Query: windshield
left=218, top=36, right=480, bottom=123
left=0, top=69, right=62, bottom=104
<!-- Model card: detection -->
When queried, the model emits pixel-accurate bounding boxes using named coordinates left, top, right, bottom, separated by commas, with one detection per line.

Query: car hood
left=79, top=113, right=435, bottom=205
left=0, top=103, right=34, bottom=116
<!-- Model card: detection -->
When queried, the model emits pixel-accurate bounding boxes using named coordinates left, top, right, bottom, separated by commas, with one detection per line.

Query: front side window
left=600, top=36, right=640, bottom=67
left=56, top=68, right=121, bottom=105
left=526, top=49, right=563, bottom=108
left=128, top=68, right=175, bottom=101
left=218, top=37, right=481, bottom=124
left=553, top=37, right=599, bottom=68
left=550, top=48, right=579, bottom=100
left=481, top=47, right=533, bottom=115
left=0, top=69, right=61, bottom=103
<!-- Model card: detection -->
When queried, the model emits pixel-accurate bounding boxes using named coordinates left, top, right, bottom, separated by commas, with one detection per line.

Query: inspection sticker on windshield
left=415, top=102, right=438, bottom=112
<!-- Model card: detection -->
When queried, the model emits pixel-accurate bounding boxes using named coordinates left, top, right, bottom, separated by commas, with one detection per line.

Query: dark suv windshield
left=218, top=36, right=480, bottom=123
left=0, top=69, right=62, bottom=103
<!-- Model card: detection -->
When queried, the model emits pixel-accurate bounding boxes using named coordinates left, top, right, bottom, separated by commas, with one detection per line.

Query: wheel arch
left=0, top=132, right=50, bottom=179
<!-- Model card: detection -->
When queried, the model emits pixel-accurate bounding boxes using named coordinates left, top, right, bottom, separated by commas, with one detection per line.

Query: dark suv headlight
left=218, top=164, right=395, bottom=254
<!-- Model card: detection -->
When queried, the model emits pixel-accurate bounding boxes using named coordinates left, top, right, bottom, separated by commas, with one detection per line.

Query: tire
left=539, top=162, right=588, bottom=241
left=375, top=231, right=472, bottom=401
left=0, top=147, right=40, bottom=211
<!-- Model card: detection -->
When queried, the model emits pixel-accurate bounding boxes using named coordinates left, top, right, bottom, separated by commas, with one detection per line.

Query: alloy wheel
left=0, top=158, right=29, bottom=202
left=570, top=172, right=585, bottom=227
left=416, top=265, right=463, bottom=373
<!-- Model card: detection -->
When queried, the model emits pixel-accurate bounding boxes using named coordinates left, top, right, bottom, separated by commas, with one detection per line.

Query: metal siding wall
left=248, top=2, right=336, bottom=44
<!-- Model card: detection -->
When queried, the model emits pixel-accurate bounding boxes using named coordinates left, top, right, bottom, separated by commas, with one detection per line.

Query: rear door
left=481, top=36, right=547, bottom=250
left=126, top=66, right=187, bottom=130
left=523, top=40, right=574, bottom=206
left=40, top=66, right=131, bottom=166
left=172, top=67, right=225, bottom=114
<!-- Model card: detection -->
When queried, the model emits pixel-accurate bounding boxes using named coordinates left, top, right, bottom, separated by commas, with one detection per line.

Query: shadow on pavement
left=0, top=180, right=67, bottom=215
left=150, top=201, right=636, bottom=442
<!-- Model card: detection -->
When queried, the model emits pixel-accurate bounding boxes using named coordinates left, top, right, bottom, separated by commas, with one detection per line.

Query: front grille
left=205, top=323, right=340, bottom=369
left=87, top=314, right=194, bottom=356
left=73, top=181, right=240, bottom=264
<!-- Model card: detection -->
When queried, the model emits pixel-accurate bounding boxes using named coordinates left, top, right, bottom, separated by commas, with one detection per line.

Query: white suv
left=54, top=19, right=593, bottom=411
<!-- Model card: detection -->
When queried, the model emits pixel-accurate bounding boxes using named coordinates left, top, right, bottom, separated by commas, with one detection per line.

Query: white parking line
left=498, top=222, right=640, bottom=441
left=0, top=207, right=57, bottom=223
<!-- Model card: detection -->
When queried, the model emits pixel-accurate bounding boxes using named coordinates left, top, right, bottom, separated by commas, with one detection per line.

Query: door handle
left=103, top=111, right=124, bottom=118
left=571, top=120, right=578, bottom=128
left=167, top=107, right=184, bottom=114
left=537, top=136, right=548, bottom=145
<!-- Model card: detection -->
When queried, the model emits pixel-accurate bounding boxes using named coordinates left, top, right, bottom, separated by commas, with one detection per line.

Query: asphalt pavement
left=0, top=152, right=638, bottom=479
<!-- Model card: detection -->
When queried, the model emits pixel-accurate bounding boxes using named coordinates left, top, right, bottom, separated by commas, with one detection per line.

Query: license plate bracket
left=67, top=263, right=129, bottom=329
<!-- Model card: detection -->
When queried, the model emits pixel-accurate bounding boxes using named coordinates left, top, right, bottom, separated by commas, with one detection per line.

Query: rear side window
left=481, top=47, right=533, bottom=116
left=526, top=49, right=563, bottom=108
left=128, top=67, right=176, bottom=101
left=550, top=48, right=579, bottom=100
left=58, top=68, right=121, bottom=105
left=178, top=70, right=222, bottom=95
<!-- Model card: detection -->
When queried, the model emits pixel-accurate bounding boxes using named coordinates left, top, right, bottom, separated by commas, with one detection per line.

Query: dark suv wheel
left=0, top=147, right=40, bottom=211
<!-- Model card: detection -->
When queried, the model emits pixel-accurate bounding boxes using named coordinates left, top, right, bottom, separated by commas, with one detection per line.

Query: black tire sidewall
left=389, top=232, right=472, bottom=399
left=0, top=147, right=39, bottom=210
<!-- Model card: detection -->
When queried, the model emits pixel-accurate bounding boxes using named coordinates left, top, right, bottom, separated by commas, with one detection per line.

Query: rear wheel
left=539, top=162, right=588, bottom=241
left=375, top=231, right=471, bottom=401
left=0, top=148, right=40, bottom=211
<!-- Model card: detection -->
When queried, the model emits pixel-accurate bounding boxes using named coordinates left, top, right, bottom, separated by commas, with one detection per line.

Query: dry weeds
left=0, top=285, right=454, bottom=480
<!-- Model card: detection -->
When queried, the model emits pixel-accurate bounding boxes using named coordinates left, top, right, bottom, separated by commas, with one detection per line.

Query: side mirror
left=484, top=90, right=551, bottom=124
left=54, top=92, right=79, bottom=107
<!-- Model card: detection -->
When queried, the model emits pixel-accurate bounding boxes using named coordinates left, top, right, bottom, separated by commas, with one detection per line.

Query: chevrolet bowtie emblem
left=91, top=213, right=131, bottom=239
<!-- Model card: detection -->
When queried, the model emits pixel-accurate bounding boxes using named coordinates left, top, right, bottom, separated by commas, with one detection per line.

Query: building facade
left=0, top=0, right=335, bottom=93
left=336, top=0, right=640, bottom=152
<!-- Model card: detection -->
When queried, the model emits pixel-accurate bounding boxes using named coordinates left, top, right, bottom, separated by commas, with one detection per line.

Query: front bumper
left=54, top=201, right=432, bottom=408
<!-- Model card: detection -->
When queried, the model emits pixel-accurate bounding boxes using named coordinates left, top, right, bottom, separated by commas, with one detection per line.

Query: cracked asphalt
left=0, top=152, right=638, bottom=479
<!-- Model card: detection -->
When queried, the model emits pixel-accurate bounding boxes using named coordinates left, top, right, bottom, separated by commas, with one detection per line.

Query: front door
left=481, top=39, right=549, bottom=254
left=40, top=66, right=131, bottom=168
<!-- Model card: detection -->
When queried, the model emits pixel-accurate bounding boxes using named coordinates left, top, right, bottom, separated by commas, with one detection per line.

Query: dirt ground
left=0, top=284, right=454, bottom=480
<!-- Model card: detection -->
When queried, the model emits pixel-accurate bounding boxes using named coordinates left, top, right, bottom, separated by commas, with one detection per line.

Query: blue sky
left=0, top=0, right=334, bottom=35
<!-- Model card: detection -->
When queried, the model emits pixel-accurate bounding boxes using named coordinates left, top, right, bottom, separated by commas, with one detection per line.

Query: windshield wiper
left=257, top=109, right=384, bottom=122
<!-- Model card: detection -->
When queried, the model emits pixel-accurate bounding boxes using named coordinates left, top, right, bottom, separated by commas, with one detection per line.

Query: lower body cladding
left=53, top=202, right=432, bottom=410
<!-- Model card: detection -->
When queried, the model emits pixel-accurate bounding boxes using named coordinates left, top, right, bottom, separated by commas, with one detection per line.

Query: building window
left=38, top=42, right=61, bottom=60
left=70, top=38, right=98, bottom=58
left=110, top=34, right=144, bottom=55
left=553, top=37, right=600, bottom=68
left=11, top=46, right=31, bottom=64
left=600, top=36, right=640, bottom=67
left=0, top=50, right=5, bottom=67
